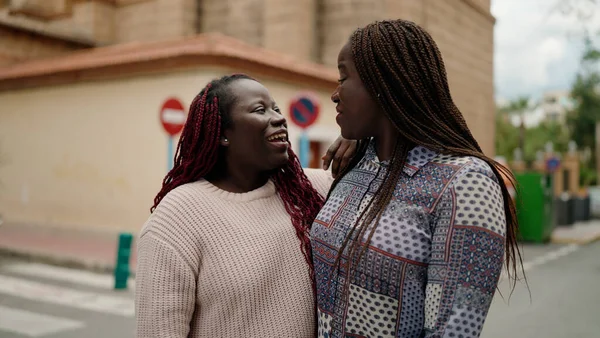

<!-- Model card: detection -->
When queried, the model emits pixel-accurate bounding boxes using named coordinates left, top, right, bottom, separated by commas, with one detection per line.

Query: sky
left=492, top=0, right=600, bottom=102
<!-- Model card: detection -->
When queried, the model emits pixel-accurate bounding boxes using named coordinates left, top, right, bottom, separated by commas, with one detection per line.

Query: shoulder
left=435, top=155, right=507, bottom=236
left=303, top=168, right=334, bottom=197
left=139, top=182, right=214, bottom=256
left=431, top=154, right=500, bottom=184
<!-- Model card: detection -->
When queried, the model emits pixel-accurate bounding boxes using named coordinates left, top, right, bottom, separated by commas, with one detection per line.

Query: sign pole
left=167, top=136, right=174, bottom=171
left=299, top=131, right=309, bottom=168
left=289, top=92, right=320, bottom=168
left=160, top=97, right=187, bottom=172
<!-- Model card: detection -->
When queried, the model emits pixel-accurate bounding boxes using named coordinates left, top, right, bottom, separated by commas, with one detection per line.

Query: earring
left=224, top=138, right=228, bottom=142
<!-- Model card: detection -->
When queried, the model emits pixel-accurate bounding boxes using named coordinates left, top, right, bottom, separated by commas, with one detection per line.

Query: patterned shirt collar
left=365, top=139, right=438, bottom=177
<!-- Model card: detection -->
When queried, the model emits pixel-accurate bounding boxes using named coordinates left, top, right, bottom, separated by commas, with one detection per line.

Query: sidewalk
left=1, top=219, right=598, bottom=275
left=0, top=223, right=137, bottom=275
left=551, top=219, right=600, bottom=245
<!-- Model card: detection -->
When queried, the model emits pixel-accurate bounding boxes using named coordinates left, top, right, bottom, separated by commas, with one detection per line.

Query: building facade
left=0, top=0, right=496, bottom=231
left=541, top=90, right=573, bottom=125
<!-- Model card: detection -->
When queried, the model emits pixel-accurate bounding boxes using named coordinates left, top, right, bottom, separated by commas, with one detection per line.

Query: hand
left=322, top=136, right=357, bottom=178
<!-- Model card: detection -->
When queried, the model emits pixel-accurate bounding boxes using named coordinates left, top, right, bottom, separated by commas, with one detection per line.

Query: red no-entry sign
left=160, top=98, right=187, bottom=136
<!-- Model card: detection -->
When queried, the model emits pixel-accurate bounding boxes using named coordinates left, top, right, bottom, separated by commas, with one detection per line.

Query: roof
left=0, top=33, right=339, bottom=91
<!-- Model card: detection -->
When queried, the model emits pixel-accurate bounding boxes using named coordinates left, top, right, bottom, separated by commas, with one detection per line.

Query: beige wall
left=0, top=68, right=338, bottom=232
left=0, top=0, right=496, bottom=156
left=318, top=0, right=495, bottom=155
left=116, top=0, right=197, bottom=44
left=424, top=0, right=495, bottom=154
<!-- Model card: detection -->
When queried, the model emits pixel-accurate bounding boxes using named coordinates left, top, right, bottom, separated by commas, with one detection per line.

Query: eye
left=253, top=106, right=266, bottom=113
left=273, top=106, right=281, bottom=114
left=337, top=77, right=346, bottom=84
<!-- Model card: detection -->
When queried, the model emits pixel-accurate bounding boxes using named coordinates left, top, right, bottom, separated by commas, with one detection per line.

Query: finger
left=331, top=141, right=351, bottom=178
left=338, top=141, right=357, bottom=175
left=322, top=137, right=342, bottom=170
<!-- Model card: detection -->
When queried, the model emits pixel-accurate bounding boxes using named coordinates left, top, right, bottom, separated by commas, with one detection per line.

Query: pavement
left=3, top=219, right=598, bottom=274
left=551, top=220, right=600, bottom=244
left=0, top=223, right=137, bottom=274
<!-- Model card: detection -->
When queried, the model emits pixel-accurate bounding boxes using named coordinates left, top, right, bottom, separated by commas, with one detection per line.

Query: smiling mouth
left=267, top=133, right=288, bottom=143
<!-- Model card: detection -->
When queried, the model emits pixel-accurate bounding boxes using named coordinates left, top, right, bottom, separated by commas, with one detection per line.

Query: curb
left=550, top=232, right=600, bottom=245
left=0, top=247, right=136, bottom=277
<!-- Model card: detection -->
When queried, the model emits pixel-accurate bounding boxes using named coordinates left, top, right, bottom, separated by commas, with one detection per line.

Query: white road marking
left=3, top=262, right=135, bottom=291
left=521, top=244, right=580, bottom=272
left=500, top=244, right=581, bottom=281
left=0, top=275, right=134, bottom=317
left=0, top=305, right=85, bottom=337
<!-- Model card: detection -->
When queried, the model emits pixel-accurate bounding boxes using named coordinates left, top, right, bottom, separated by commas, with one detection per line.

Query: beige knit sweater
left=135, top=169, right=333, bottom=338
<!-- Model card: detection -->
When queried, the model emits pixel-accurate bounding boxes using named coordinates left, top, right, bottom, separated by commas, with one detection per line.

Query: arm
left=423, top=170, right=506, bottom=338
left=135, top=230, right=197, bottom=338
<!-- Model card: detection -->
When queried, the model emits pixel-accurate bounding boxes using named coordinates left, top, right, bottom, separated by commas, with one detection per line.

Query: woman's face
left=221, top=79, right=290, bottom=172
left=331, top=41, right=385, bottom=140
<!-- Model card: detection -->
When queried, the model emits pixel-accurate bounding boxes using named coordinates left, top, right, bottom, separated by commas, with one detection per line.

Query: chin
left=340, top=129, right=359, bottom=140
left=268, top=153, right=290, bottom=170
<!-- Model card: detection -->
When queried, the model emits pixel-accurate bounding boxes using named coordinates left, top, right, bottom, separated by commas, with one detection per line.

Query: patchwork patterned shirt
left=310, top=140, right=506, bottom=338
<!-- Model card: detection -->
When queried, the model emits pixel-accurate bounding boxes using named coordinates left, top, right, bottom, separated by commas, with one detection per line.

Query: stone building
left=0, top=0, right=496, bottom=231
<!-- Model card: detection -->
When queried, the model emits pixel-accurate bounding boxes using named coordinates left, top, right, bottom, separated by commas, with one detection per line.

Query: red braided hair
left=151, top=74, right=324, bottom=298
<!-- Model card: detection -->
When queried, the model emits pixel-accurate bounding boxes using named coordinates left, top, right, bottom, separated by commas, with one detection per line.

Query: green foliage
left=496, top=34, right=600, bottom=188
left=566, top=36, right=600, bottom=186
left=580, top=164, right=598, bottom=186
left=495, top=110, right=570, bottom=164
left=495, top=113, right=519, bottom=160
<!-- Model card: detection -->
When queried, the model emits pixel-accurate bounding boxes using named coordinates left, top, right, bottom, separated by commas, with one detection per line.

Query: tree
left=566, top=36, right=600, bottom=184
left=495, top=110, right=519, bottom=160
left=499, top=97, right=535, bottom=153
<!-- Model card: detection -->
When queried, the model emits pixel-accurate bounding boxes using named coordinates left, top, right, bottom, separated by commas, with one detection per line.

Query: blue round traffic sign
left=546, top=157, right=560, bottom=172
left=289, top=93, right=320, bottom=129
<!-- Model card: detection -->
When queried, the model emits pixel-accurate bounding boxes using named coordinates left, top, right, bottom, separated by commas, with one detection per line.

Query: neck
left=206, top=161, right=271, bottom=193
left=373, top=124, right=400, bottom=161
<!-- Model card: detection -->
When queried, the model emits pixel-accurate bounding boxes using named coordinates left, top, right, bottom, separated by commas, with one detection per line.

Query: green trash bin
left=514, top=172, right=555, bottom=243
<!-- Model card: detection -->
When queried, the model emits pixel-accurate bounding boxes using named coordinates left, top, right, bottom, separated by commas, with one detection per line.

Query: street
left=0, top=260, right=135, bottom=337
left=483, top=241, right=600, bottom=338
left=0, top=242, right=599, bottom=337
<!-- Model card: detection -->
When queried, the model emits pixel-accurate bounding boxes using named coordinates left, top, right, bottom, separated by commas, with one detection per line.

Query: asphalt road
left=1, top=241, right=598, bottom=338
left=0, top=259, right=135, bottom=338
left=482, top=241, right=600, bottom=338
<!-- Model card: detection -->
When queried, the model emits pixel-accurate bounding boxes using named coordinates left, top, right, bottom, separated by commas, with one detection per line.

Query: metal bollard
left=114, top=232, right=133, bottom=290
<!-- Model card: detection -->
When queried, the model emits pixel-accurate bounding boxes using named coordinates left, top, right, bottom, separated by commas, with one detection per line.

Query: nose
left=270, top=110, right=286, bottom=127
left=331, top=86, right=340, bottom=104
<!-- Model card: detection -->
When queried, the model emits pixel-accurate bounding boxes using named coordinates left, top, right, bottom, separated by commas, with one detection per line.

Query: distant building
left=499, top=90, right=574, bottom=129
left=541, top=90, right=574, bottom=124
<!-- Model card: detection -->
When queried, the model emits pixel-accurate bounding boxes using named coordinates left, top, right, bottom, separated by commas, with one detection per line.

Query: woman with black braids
left=135, top=74, right=355, bottom=337
left=310, top=20, right=522, bottom=338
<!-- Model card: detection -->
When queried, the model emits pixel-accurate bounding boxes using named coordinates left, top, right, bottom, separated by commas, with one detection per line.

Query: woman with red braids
left=135, top=74, right=354, bottom=338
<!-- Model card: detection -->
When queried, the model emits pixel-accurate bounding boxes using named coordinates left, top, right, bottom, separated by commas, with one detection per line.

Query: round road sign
left=289, top=93, right=320, bottom=129
left=160, top=98, right=187, bottom=136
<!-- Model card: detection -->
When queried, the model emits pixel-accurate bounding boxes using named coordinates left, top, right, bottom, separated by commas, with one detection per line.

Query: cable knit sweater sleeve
left=135, top=231, right=196, bottom=337
left=135, top=187, right=203, bottom=338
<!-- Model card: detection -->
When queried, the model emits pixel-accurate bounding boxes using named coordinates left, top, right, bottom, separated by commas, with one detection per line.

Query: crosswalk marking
left=3, top=262, right=135, bottom=291
left=0, top=305, right=85, bottom=337
left=0, top=275, right=134, bottom=317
